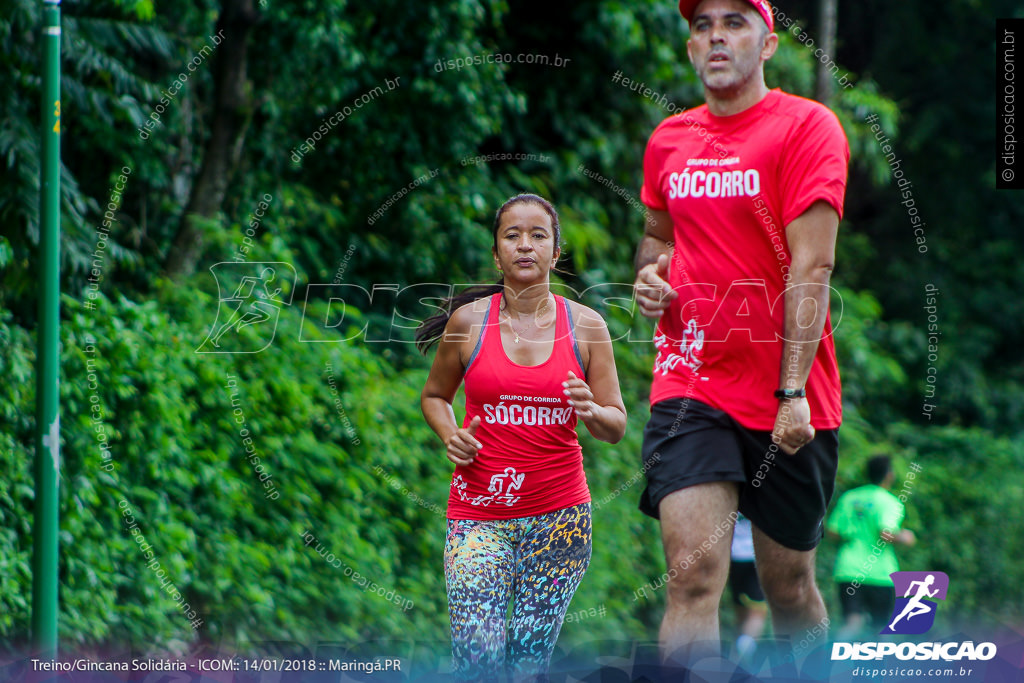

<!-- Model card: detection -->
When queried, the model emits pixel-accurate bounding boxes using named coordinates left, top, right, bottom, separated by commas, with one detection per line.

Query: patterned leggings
left=444, top=503, right=592, bottom=682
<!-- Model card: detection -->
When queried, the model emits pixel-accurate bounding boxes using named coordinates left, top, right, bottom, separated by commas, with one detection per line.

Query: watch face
left=775, top=389, right=805, bottom=399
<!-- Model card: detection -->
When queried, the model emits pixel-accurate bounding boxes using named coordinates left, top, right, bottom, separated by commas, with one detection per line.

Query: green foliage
left=0, top=0, right=173, bottom=318
left=0, top=287, right=449, bottom=649
left=886, top=425, right=1024, bottom=622
left=820, top=424, right=1024, bottom=626
left=833, top=82, right=901, bottom=186
left=831, top=286, right=913, bottom=426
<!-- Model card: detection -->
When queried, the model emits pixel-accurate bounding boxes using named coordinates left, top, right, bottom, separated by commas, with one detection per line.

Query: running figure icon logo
left=453, top=468, right=526, bottom=507
left=881, top=571, right=949, bottom=635
left=196, top=262, right=296, bottom=353
left=487, top=467, right=525, bottom=506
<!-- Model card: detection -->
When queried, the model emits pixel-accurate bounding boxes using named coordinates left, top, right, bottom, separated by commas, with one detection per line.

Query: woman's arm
left=563, top=303, right=627, bottom=444
left=421, top=306, right=483, bottom=466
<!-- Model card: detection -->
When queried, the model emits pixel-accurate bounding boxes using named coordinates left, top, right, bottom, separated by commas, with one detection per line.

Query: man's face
left=686, top=0, right=776, bottom=96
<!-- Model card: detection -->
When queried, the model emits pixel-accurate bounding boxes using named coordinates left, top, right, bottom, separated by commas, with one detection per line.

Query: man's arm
left=773, top=200, right=839, bottom=455
left=634, top=209, right=678, bottom=318
left=880, top=529, right=917, bottom=545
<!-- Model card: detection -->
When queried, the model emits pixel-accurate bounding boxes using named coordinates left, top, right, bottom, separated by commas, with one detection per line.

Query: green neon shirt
left=827, top=484, right=905, bottom=585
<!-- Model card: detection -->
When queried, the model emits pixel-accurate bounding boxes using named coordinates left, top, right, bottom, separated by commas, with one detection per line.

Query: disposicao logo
left=831, top=570, right=998, bottom=663
left=882, top=571, right=948, bottom=635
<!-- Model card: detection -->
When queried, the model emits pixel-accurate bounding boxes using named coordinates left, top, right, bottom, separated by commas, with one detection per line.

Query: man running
left=633, top=0, right=850, bottom=666
left=827, top=455, right=916, bottom=638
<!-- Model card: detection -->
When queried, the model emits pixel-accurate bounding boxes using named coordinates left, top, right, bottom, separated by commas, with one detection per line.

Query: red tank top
left=447, top=293, right=590, bottom=520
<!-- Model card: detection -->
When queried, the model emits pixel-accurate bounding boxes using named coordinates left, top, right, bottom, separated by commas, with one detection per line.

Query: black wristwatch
left=774, top=388, right=806, bottom=400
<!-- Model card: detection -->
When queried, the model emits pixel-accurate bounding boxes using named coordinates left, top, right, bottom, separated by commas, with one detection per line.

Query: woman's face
left=493, top=202, right=560, bottom=283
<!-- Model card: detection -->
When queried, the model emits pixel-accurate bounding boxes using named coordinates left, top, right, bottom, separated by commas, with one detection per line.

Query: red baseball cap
left=678, top=0, right=775, bottom=32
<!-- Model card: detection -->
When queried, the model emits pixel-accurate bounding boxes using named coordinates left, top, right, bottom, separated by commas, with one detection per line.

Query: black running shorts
left=839, top=582, right=893, bottom=629
left=639, top=397, right=839, bottom=551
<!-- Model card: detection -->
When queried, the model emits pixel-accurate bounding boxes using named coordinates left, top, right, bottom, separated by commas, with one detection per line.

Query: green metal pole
left=33, top=0, right=61, bottom=658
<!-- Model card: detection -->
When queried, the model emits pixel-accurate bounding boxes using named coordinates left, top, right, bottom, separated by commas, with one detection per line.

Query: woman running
left=418, top=193, right=627, bottom=682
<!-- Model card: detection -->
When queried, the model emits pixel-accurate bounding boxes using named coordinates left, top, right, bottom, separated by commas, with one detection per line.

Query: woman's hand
left=564, top=370, right=626, bottom=443
left=445, top=415, right=482, bottom=467
left=564, top=371, right=598, bottom=420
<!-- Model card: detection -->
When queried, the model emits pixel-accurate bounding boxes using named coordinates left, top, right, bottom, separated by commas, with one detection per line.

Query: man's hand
left=772, top=396, right=815, bottom=455
left=894, top=529, right=916, bottom=546
left=635, top=253, right=677, bottom=318
left=446, top=415, right=482, bottom=466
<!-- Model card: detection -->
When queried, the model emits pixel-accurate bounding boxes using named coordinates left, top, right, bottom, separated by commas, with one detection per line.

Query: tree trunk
left=814, top=0, right=838, bottom=103
left=164, top=0, right=258, bottom=279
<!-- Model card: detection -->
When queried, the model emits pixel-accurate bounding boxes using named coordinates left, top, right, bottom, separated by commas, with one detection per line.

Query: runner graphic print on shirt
left=452, top=467, right=526, bottom=507
left=654, top=319, right=705, bottom=375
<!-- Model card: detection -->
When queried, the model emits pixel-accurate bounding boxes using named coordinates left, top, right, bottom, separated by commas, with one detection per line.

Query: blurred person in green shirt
left=826, top=455, right=916, bottom=639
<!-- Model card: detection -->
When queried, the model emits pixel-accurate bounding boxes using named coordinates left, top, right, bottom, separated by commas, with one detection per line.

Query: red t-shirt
left=640, top=89, right=849, bottom=430
left=447, top=293, right=590, bottom=520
